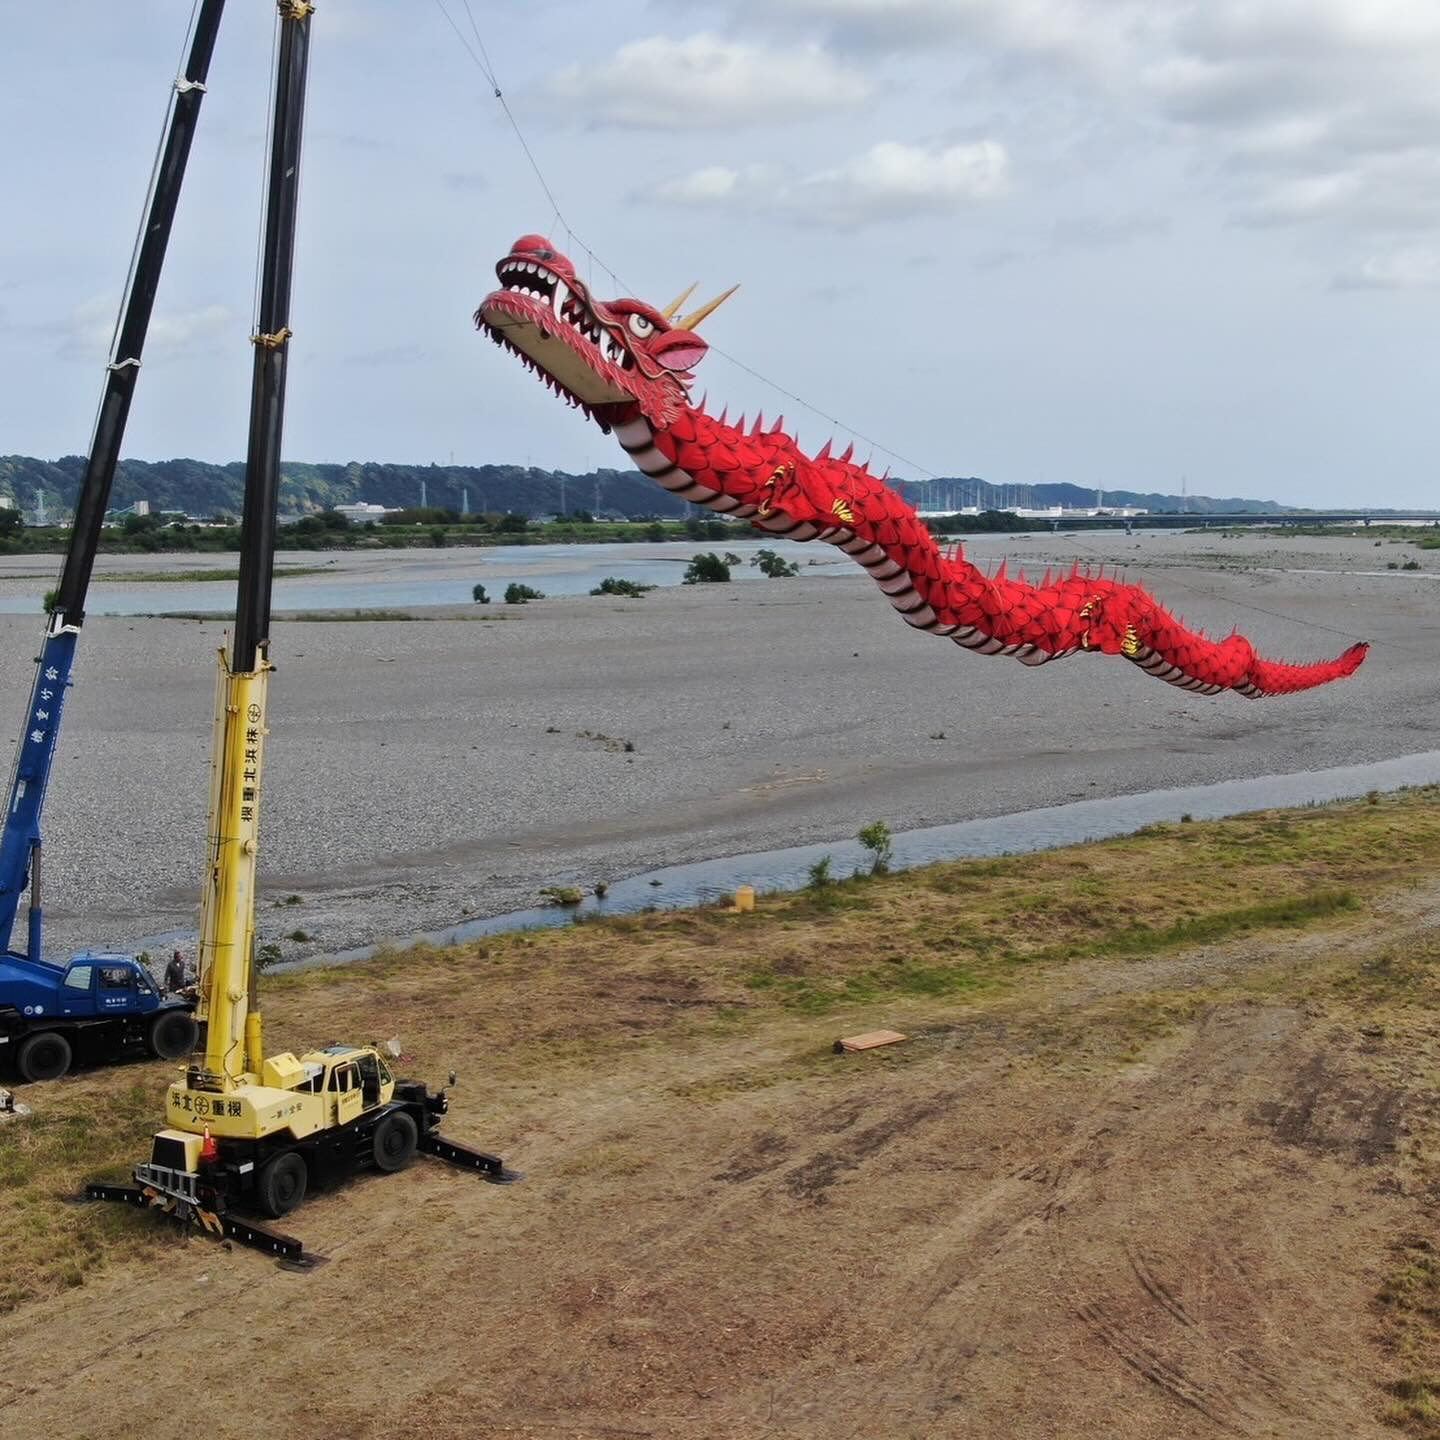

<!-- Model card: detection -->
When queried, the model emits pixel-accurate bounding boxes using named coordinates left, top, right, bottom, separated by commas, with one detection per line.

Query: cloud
left=717, top=0, right=1153, bottom=72
left=346, top=343, right=428, bottom=366
left=1332, top=246, right=1440, bottom=291
left=545, top=32, right=870, bottom=128
left=59, top=298, right=237, bottom=362
left=700, top=0, right=1440, bottom=244
left=651, top=140, right=1008, bottom=227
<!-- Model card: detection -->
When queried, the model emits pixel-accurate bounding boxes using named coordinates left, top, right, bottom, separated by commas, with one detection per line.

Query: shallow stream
left=274, top=748, right=1440, bottom=972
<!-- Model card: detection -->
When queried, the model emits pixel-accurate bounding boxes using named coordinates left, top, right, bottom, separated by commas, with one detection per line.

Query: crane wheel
left=146, top=1010, right=199, bottom=1060
left=258, top=1151, right=308, bottom=1218
left=372, top=1110, right=418, bottom=1173
left=17, top=1030, right=72, bottom=1084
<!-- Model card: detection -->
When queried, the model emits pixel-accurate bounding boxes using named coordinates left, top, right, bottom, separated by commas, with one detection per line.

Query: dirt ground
left=2, top=810, right=1438, bottom=1438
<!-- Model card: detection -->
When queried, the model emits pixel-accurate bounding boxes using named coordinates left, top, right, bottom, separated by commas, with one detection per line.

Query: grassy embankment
left=3, top=787, right=1439, bottom=1413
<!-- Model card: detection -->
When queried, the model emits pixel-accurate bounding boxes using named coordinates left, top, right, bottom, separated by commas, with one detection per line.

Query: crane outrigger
left=87, top=1, right=514, bottom=1261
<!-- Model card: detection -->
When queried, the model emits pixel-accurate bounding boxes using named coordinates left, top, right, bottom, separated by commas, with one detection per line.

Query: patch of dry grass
left=3, top=786, right=1439, bottom=1317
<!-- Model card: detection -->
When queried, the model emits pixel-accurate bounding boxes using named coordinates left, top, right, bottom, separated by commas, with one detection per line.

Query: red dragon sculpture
left=476, top=235, right=1367, bottom=698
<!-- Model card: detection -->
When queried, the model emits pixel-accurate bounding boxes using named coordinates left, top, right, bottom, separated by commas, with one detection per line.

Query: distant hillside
left=0, top=454, right=1293, bottom=521
left=0, top=456, right=700, bottom=522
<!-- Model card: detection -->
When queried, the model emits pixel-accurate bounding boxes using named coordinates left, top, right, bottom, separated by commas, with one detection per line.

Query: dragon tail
left=1244, top=641, right=1370, bottom=697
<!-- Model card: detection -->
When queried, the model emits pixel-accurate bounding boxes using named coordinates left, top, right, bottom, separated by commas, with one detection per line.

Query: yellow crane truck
left=88, top=3, right=514, bottom=1261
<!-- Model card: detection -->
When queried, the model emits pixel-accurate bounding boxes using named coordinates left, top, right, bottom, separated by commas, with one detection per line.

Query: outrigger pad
left=419, top=1131, right=522, bottom=1183
left=84, top=1181, right=311, bottom=1265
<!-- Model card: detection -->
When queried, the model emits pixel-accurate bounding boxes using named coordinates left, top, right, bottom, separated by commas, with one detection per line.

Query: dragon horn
left=661, top=283, right=699, bottom=320
left=676, top=284, right=740, bottom=331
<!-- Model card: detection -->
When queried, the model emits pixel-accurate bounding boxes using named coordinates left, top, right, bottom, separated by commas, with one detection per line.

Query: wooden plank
left=834, top=1029, right=907, bottom=1054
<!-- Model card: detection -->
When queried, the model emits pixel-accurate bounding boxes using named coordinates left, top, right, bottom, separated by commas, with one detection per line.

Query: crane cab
left=138, top=1042, right=450, bottom=1220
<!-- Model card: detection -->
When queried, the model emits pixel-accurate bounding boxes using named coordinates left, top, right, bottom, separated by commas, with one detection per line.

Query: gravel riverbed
left=0, top=527, right=1433, bottom=963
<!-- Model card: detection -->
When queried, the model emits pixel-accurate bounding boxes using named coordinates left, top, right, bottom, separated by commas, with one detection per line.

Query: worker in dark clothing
left=164, top=950, right=188, bottom=994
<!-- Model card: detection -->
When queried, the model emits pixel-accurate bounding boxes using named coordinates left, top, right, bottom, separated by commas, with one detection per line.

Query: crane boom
left=194, top=0, right=312, bottom=1086
left=87, top=4, right=515, bottom=1249
left=0, top=1, right=226, bottom=964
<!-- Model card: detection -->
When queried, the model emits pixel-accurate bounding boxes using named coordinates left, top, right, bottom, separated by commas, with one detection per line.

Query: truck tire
left=258, top=1151, right=308, bottom=1218
left=17, top=1030, right=72, bottom=1084
left=372, top=1110, right=418, bottom=1172
left=146, top=1010, right=198, bottom=1060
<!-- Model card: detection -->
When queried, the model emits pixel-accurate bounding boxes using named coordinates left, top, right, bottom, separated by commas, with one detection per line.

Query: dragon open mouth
left=476, top=235, right=728, bottom=431
left=477, top=251, right=638, bottom=421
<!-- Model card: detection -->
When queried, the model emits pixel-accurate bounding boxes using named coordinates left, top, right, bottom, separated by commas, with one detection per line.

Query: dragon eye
left=627, top=313, right=655, bottom=338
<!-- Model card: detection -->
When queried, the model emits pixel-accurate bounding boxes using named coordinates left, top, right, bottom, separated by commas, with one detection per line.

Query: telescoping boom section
left=88, top=2, right=515, bottom=1260
left=0, top=4, right=224, bottom=1084
left=0, top=2, right=225, bottom=965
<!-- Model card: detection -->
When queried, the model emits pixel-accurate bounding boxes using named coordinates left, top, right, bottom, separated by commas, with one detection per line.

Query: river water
left=0, top=540, right=830, bottom=616
left=276, top=748, right=1440, bottom=972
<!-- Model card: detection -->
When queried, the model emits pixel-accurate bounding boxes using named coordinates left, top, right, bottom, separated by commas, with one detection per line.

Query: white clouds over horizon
left=546, top=32, right=869, bottom=129
left=680, top=0, right=1440, bottom=261
left=59, top=297, right=237, bottom=363
left=653, top=140, right=1008, bottom=228
left=5, top=3, right=1440, bottom=506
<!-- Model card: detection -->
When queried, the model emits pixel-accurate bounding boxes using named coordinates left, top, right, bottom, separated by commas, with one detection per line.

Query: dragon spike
left=697, top=392, right=708, bottom=414
left=718, top=407, right=729, bottom=428
left=751, top=412, right=765, bottom=436
left=661, top=283, right=699, bottom=320
left=816, top=439, right=833, bottom=462
left=839, top=442, right=854, bottom=465
left=676, top=283, right=740, bottom=331
left=735, top=414, right=746, bottom=434
left=771, top=415, right=785, bottom=433
left=996, top=559, right=1008, bottom=581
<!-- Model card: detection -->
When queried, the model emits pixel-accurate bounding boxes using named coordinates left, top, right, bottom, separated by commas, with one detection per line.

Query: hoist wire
left=427, top=0, right=909, bottom=463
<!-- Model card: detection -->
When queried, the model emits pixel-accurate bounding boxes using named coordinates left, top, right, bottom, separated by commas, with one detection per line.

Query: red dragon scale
left=474, top=236, right=1367, bottom=699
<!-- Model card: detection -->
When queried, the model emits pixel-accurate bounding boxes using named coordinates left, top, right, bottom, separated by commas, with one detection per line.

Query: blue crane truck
left=0, top=952, right=196, bottom=1083
left=0, top=4, right=221, bottom=1084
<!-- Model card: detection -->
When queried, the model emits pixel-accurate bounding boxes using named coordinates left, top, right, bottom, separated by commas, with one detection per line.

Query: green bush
left=504, top=582, right=546, bottom=604
left=752, top=548, right=800, bottom=578
left=857, top=820, right=894, bottom=875
left=472, top=583, right=489, bottom=604
left=683, top=552, right=731, bottom=584
left=590, top=576, right=655, bottom=598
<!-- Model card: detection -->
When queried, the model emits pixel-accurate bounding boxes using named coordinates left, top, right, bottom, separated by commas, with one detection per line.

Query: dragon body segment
left=477, top=235, right=1366, bottom=699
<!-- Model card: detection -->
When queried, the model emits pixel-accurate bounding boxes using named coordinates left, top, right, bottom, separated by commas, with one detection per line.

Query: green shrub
left=857, top=820, right=894, bottom=875
left=504, top=582, right=546, bottom=604
left=751, top=548, right=800, bottom=578
left=683, top=552, right=731, bottom=584
left=590, top=576, right=655, bottom=598
left=472, top=583, right=489, bottom=604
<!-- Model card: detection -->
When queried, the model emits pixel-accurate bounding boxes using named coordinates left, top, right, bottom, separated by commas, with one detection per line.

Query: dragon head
left=474, top=235, right=735, bottom=431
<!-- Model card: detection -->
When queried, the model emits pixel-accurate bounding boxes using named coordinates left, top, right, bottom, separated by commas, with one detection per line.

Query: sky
left=2, top=1, right=1439, bottom=508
